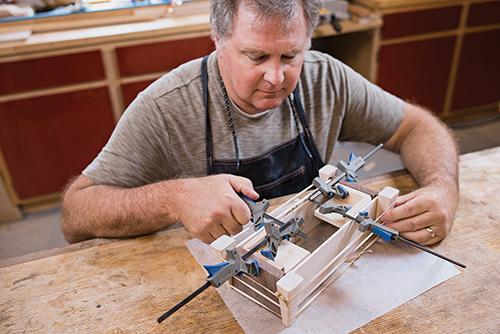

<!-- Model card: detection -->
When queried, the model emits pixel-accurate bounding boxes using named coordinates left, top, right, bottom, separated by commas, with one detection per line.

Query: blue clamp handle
left=373, top=226, right=393, bottom=243
left=260, top=249, right=275, bottom=261
left=203, top=262, right=230, bottom=278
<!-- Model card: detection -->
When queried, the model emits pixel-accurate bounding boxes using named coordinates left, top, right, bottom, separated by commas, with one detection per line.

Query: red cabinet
left=451, top=30, right=500, bottom=112
left=116, top=36, right=214, bottom=76
left=0, top=88, right=115, bottom=200
left=0, top=50, right=115, bottom=204
left=0, top=51, right=105, bottom=95
left=0, top=34, right=215, bottom=205
left=117, top=36, right=215, bottom=109
left=373, top=0, right=500, bottom=121
left=378, top=36, right=456, bottom=114
left=377, top=5, right=462, bottom=115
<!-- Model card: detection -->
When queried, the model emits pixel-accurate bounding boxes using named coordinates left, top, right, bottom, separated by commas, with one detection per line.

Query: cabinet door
left=377, top=36, right=456, bottom=114
left=0, top=87, right=115, bottom=201
left=451, top=29, right=500, bottom=112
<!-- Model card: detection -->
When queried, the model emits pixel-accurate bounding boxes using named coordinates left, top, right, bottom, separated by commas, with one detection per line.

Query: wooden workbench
left=1, top=146, right=499, bottom=333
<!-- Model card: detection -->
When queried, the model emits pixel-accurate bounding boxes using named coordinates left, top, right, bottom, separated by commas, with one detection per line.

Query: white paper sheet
left=186, top=235, right=461, bottom=333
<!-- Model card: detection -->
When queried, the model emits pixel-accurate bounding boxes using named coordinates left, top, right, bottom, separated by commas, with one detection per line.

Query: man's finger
left=399, top=226, right=442, bottom=245
left=380, top=194, right=429, bottom=223
left=226, top=175, right=259, bottom=200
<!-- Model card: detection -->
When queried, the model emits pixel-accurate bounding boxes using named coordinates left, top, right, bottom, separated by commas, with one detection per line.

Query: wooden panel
left=0, top=51, right=105, bottom=95
left=121, top=79, right=157, bottom=108
left=0, top=87, right=115, bottom=200
left=116, top=36, right=215, bottom=77
left=451, top=29, right=500, bottom=111
left=467, top=1, right=500, bottom=27
left=377, top=36, right=456, bottom=114
left=381, top=6, right=462, bottom=39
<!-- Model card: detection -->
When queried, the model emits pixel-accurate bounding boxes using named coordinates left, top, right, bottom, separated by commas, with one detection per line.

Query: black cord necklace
left=217, top=70, right=310, bottom=173
left=218, top=70, right=241, bottom=173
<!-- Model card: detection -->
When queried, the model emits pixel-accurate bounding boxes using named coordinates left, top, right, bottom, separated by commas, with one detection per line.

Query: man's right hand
left=170, top=174, right=259, bottom=244
left=62, top=174, right=258, bottom=244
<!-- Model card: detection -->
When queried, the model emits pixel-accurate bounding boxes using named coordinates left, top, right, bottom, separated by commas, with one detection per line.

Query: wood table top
left=1, top=146, right=499, bottom=333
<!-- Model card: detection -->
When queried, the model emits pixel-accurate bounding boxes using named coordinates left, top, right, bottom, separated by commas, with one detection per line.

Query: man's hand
left=171, top=174, right=259, bottom=244
left=379, top=182, right=458, bottom=245
left=62, top=174, right=258, bottom=244
left=382, top=102, right=459, bottom=246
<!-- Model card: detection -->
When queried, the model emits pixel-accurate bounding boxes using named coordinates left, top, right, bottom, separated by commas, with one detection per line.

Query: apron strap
left=202, top=55, right=213, bottom=175
left=292, top=86, right=325, bottom=168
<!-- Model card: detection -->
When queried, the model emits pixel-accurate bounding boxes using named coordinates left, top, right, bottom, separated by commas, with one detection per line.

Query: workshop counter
left=1, top=146, right=499, bottom=333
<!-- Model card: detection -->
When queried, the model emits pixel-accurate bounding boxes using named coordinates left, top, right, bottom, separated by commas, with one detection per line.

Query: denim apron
left=202, top=56, right=324, bottom=199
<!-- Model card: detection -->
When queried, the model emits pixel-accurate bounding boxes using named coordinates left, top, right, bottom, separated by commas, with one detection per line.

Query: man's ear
left=213, top=34, right=225, bottom=52
left=213, top=34, right=220, bottom=50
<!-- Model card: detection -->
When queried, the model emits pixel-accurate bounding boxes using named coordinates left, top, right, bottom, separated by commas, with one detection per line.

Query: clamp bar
left=318, top=205, right=466, bottom=269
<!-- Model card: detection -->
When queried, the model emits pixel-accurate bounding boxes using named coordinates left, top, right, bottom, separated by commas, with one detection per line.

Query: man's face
left=215, top=6, right=309, bottom=115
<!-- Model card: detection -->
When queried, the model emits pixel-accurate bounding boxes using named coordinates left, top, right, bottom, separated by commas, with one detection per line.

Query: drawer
left=116, top=36, right=215, bottom=77
left=381, top=6, right=462, bottom=39
left=0, top=87, right=115, bottom=200
left=467, top=1, right=500, bottom=27
left=0, top=51, right=105, bottom=95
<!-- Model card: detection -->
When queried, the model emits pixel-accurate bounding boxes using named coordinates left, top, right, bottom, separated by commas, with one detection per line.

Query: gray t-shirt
left=83, top=50, right=404, bottom=188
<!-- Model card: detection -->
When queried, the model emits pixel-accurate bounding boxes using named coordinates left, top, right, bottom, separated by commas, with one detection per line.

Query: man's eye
left=249, top=55, right=265, bottom=62
left=282, top=55, right=296, bottom=60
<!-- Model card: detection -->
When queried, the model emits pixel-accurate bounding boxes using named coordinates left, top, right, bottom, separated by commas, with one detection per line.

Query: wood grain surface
left=0, top=227, right=243, bottom=333
left=1, top=147, right=500, bottom=333
left=354, top=147, right=500, bottom=333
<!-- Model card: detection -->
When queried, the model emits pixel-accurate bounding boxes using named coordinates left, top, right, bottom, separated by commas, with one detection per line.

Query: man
left=62, top=0, right=459, bottom=247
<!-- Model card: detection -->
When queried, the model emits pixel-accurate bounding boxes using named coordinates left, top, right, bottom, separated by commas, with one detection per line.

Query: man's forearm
left=387, top=102, right=459, bottom=191
left=62, top=174, right=258, bottom=244
left=62, top=175, right=177, bottom=243
left=381, top=102, right=459, bottom=244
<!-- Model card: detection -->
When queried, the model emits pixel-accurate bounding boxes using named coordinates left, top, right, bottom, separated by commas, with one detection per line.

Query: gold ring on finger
left=426, top=227, right=436, bottom=239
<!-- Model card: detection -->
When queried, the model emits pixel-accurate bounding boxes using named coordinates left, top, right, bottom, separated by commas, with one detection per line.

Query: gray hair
left=210, top=0, right=322, bottom=46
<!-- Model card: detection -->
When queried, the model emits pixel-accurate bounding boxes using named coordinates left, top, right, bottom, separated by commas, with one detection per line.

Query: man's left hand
left=379, top=184, right=458, bottom=245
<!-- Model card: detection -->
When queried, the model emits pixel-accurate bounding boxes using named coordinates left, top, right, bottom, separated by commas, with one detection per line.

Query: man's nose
left=262, top=60, right=285, bottom=86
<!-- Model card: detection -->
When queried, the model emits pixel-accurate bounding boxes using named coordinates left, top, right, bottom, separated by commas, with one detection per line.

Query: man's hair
left=210, top=0, right=322, bottom=46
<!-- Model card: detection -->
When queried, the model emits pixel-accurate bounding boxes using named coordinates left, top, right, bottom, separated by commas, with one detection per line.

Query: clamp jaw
left=260, top=217, right=305, bottom=261
left=241, top=194, right=307, bottom=262
left=241, top=195, right=270, bottom=230
left=318, top=203, right=350, bottom=215
left=356, top=212, right=399, bottom=243
left=337, top=152, right=365, bottom=184
left=312, top=177, right=349, bottom=200
left=203, top=246, right=260, bottom=288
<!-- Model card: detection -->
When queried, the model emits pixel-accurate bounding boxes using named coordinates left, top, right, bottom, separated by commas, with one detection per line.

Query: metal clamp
left=260, top=216, right=305, bottom=261
left=312, top=177, right=349, bottom=199
left=203, top=246, right=260, bottom=288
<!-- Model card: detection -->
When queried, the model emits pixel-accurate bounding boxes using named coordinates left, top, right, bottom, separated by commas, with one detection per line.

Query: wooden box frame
left=210, top=169, right=399, bottom=327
